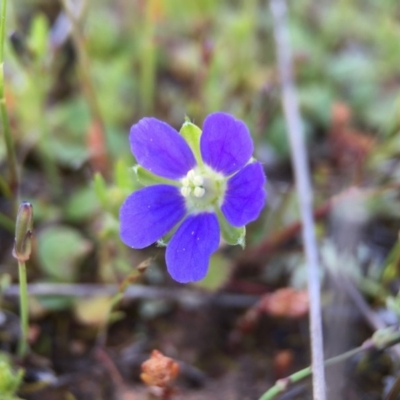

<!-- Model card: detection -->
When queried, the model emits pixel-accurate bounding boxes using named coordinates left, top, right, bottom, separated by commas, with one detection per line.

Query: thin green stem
left=96, top=260, right=150, bottom=348
left=259, top=330, right=400, bottom=400
left=0, top=172, right=11, bottom=197
left=17, top=261, right=29, bottom=357
left=0, top=0, right=18, bottom=203
left=61, top=0, right=109, bottom=171
left=259, top=347, right=364, bottom=400
left=96, top=291, right=123, bottom=349
left=65, top=8, right=103, bottom=124
left=0, top=0, right=5, bottom=58
left=259, top=346, right=365, bottom=400
left=35, top=94, right=62, bottom=197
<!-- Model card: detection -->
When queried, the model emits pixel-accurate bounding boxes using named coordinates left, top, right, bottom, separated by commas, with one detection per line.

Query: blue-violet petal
left=221, top=162, right=266, bottom=227
left=166, top=213, right=220, bottom=283
left=130, top=118, right=196, bottom=180
left=120, top=184, right=186, bottom=249
left=200, top=112, right=254, bottom=176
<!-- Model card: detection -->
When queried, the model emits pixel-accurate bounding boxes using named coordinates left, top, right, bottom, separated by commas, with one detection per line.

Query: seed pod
left=141, top=350, right=179, bottom=388
left=12, top=202, right=34, bottom=262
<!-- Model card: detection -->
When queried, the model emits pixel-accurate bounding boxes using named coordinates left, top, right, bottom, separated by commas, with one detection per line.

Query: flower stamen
left=180, top=167, right=226, bottom=213
left=180, top=186, right=191, bottom=197
left=193, top=187, right=205, bottom=198
left=180, top=169, right=205, bottom=198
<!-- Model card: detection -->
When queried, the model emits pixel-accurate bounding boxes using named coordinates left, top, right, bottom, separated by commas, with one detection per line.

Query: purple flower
left=120, top=112, right=266, bottom=283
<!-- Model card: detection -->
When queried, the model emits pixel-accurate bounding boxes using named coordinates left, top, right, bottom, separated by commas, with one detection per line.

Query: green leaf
left=109, top=310, right=126, bottom=324
left=194, top=253, right=232, bottom=291
left=94, top=170, right=132, bottom=216
left=48, top=135, right=89, bottom=168
left=217, top=210, right=246, bottom=248
left=37, top=296, right=74, bottom=312
left=28, top=13, right=49, bottom=60
left=0, top=353, right=23, bottom=397
left=37, top=226, right=92, bottom=282
left=73, top=296, right=113, bottom=327
left=64, top=187, right=99, bottom=222
left=93, top=173, right=108, bottom=208
left=381, top=236, right=400, bottom=285
left=180, top=121, right=203, bottom=165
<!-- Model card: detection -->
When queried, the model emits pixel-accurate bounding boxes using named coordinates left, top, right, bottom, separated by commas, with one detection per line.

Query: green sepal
left=133, top=165, right=179, bottom=187
left=115, top=159, right=135, bottom=190
left=217, top=210, right=246, bottom=248
left=156, top=239, right=167, bottom=248
left=156, top=219, right=183, bottom=247
left=180, top=120, right=203, bottom=165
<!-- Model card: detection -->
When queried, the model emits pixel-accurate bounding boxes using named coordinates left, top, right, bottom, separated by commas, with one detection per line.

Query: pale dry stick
left=50, top=0, right=89, bottom=49
left=4, top=283, right=258, bottom=308
left=270, top=1, right=326, bottom=399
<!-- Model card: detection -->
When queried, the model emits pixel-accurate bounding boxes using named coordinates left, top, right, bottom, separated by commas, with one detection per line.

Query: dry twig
left=270, top=0, right=326, bottom=398
left=4, top=283, right=258, bottom=309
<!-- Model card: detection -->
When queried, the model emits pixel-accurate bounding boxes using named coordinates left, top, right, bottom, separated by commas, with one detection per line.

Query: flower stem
left=17, top=261, right=29, bottom=357
left=0, top=0, right=18, bottom=204
left=24, top=70, right=62, bottom=198
left=259, top=348, right=362, bottom=400
left=259, top=329, right=400, bottom=400
left=96, top=260, right=150, bottom=348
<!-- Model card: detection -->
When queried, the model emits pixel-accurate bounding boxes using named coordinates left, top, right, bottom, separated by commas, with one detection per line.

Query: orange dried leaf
left=273, top=349, right=294, bottom=379
left=140, top=350, right=179, bottom=388
left=329, top=102, right=375, bottom=168
left=331, top=102, right=351, bottom=129
left=149, top=0, right=164, bottom=22
left=260, top=288, right=309, bottom=318
left=5, top=88, right=15, bottom=113
left=87, top=119, right=109, bottom=174
left=231, top=288, right=309, bottom=345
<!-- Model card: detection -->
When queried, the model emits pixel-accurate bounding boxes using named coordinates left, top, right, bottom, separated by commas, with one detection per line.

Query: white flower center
left=180, top=170, right=205, bottom=198
left=180, top=167, right=226, bottom=213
